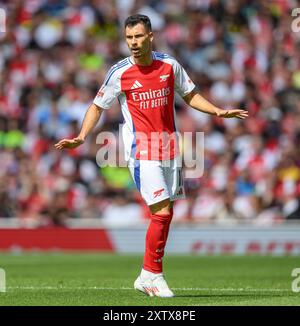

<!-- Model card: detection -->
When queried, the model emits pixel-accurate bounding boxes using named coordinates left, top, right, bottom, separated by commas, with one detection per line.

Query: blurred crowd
left=1, top=0, right=300, bottom=226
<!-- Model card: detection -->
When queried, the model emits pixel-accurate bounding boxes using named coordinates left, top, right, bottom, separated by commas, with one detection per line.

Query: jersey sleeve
left=173, top=60, right=196, bottom=97
left=93, top=66, right=122, bottom=109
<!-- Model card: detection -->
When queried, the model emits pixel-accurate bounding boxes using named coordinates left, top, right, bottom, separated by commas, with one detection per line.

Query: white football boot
left=151, top=273, right=175, bottom=298
left=134, top=269, right=174, bottom=298
left=134, top=275, right=155, bottom=297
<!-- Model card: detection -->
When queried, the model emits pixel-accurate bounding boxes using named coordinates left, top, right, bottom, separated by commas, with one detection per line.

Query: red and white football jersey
left=93, top=51, right=195, bottom=161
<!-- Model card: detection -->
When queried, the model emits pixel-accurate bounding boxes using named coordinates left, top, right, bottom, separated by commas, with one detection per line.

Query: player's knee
left=150, top=198, right=173, bottom=215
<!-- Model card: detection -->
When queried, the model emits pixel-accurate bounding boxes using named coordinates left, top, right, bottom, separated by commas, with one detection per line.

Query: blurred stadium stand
left=1, top=0, right=300, bottom=229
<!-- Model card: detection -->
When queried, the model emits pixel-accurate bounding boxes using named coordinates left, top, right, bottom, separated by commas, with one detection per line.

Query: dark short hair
left=124, top=14, right=152, bottom=31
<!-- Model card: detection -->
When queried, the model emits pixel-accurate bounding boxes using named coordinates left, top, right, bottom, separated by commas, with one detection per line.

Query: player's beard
left=132, top=48, right=141, bottom=57
left=132, top=44, right=151, bottom=58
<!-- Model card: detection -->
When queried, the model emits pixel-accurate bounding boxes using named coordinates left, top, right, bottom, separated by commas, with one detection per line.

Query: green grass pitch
left=0, top=253, right=299, bottom=306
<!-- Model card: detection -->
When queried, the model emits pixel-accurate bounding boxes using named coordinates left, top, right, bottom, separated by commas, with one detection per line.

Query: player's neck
left=132, top=52, right=153, bottom=66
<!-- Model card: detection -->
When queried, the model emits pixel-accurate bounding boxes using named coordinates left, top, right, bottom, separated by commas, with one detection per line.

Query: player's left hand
left=216, top=109, right=248, bottom=119
left=54, top=137, right=85, bottom=150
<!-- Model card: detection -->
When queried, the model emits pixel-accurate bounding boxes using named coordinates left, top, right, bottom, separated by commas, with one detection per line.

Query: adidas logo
left=131, top=80, right=143, bottom=89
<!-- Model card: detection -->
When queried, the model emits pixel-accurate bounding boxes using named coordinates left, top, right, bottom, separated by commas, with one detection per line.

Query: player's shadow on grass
left=174, top=293, right=282, bottom=298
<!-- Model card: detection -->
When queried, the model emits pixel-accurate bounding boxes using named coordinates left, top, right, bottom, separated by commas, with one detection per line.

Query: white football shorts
left=128, top=156, right=185, bottom=206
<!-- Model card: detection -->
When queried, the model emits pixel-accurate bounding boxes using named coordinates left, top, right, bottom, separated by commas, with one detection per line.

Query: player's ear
left=149, top=31, right=154, bottom=42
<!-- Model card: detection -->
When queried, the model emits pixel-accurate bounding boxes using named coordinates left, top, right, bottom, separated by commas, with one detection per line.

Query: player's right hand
left=54, top=137, right=84, bottom=150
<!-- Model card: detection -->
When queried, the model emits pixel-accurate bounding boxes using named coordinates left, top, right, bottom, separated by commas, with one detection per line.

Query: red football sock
left=143, top=208, right=173, bottom=273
